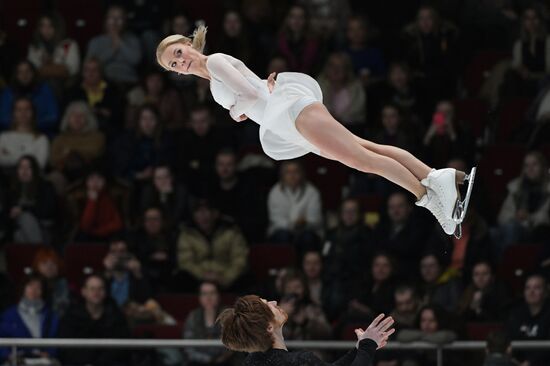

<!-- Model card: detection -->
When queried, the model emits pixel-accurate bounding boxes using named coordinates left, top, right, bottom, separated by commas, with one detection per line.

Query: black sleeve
left=300, top=339, right=377, bottom=366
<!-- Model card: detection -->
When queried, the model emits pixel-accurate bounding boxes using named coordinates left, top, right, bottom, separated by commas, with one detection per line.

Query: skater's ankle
left=456, top=171, right=466, bottom=185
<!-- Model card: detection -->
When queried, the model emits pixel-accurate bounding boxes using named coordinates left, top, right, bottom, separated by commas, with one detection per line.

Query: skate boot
left=416, top=185, right=457, bottom=236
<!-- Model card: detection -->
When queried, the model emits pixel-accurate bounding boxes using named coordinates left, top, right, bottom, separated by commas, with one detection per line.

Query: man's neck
left=271, top=329, right=287, bottom=351
left=86, top=303, right=104, bottom=319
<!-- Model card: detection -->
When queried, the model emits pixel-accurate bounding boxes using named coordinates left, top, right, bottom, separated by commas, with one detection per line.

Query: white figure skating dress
left=206, top=53, right=322, bottom=160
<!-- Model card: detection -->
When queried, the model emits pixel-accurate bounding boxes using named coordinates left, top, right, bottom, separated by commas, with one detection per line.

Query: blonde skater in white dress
left=156, top=26, right=476, bottom=237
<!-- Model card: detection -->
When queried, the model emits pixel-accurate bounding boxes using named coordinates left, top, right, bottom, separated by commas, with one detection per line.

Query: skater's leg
left=295, top=103, right=426, bottom=199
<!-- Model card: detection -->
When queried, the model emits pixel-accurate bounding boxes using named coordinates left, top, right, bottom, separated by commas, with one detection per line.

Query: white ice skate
left=416, top=184, right=457, bottom=236
left=453, top=167, right=476, bottom=224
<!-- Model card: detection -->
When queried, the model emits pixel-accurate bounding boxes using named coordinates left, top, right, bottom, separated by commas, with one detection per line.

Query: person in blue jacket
left=0, top=274, right=59, bottom=364
left=0, top=60, right=59, bottom=134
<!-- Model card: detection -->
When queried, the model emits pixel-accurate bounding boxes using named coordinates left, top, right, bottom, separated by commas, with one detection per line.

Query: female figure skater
left=217, top=295, right=394, bottom=366
left=156, top=26, right=475, bottom=237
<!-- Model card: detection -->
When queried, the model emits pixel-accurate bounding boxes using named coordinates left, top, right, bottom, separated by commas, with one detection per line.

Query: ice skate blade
left=453, top=223, right=462, bottom=239
left=452, top=167, right=476, bottom=224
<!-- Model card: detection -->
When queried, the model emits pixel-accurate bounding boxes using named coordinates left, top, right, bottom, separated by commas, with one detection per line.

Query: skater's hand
left=267, top=72, right=277, bottom=93
left=229, top=106, right=248, bottom=122
left=355, top=313, right=395, bottom=350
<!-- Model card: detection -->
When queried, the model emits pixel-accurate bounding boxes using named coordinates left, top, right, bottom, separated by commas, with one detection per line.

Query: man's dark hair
left=486, top=331, right=510, bottom=354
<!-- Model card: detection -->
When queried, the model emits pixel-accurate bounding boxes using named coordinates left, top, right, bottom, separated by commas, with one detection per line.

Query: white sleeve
left=267, top=185, right=290, bottom=232
left=33, top=135, right=50, bottom=169
left=64, top=41, right=81, bottom=76
left=207, top=54, right=259, bottom=121
left=305, top=185, right=323, bottom=230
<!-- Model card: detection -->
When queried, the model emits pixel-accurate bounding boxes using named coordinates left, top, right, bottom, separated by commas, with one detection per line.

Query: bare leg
left=296, top=103, right=426, bottom=199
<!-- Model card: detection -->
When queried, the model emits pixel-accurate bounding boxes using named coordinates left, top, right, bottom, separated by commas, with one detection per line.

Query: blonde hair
left=156, top=25, right=207, bottom=70
left=61, top=101, right=98, bottom=132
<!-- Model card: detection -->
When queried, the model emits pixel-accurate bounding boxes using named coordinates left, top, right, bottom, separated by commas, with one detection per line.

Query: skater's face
left=261, top=298, right=288, bottom=327
left=524, top=276, right=547, bottom=306
left=523, top=154, right=544, bottom=181
left=420, top=309, right=438, bottom=333
left=162, top=42, right=203, bottom=76
left=472, top=263, right=492, bottom=290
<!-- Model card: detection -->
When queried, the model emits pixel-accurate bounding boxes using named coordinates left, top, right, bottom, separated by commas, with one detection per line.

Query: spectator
left=102, top=239, right=160, bottom=327
left=422, top=100, right=476, bottom=167
left=298, top=0, right=351, bottom=41
left=426, top=207, right=493, bottom=282
left=418, top=253, right=462, bottom=313
left=457, top=261, right=511, bottom=322
left=212, top=11, right=253, bottom=68
left=176, top=200, right=249, bottom=291
left=27, top=12, right=80, bottom=90
left=0, top=97, right=49, bottom=169
left=483, top=331, right=517, bottom=366
left=126, top=70, right=185, bottom=131
left=205, top=149, right=266, bottom=241
left=131, top=207, right=177, bottom=293
left=65, top=57, right=122, bottom=138
left=86, top=5, right=142, bottom=85
left=0, top=275, right=59, bottom=364
left=6, top=155, right=57, bottom=243
left=278, top=269, right=332, bottom=341
left=176, top=105, right=230, bottom=194
left=277, top=5, right=321, bottom=74
left=164, top=13, right=192, bottom=37
left=267, top=160, right=323, bottom=251
left=66, top=168, right=125, bottom=242
left=112, top=104, right=174, bottom=183
left=502, top=8, right=550, bottom=98
left=302, top=250, right=346, bottom=322
left=496, top=151, right=550, bottom=250
left=183, top=281, right=232, bottom=366
left=506, top=274, right=550, bottom=366
left=390, top=285, right=421, bottom=330
left=50, top=101, right=105, bottom=188
left=342, top=16, right=386, bottom=83
left=58, top=274, right=130, bottom=366
left=0, top=60, right=59, bottom=133
left=372, top=104, right=419, bottom=154
left=317, top=52, right=366, bottom=127
left=139, top=165, right=192, bottom=229
left=374, top=191, right=430, bottom=277
left=32, top=247, right=70, bottom=317
left=397, top=304, right=458, bottom=366
left=401, top=6, right=459, bottom=99
left=347, top=252, right=397, bottom=322
left=323, top=198, right=373, bottom=300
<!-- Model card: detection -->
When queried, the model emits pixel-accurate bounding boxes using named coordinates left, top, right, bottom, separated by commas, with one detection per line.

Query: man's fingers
left=368, top=313, right=385, bottom=329
left=383, top=328, right=396, bottom=337
left=377, top=317, right=394, bottom=332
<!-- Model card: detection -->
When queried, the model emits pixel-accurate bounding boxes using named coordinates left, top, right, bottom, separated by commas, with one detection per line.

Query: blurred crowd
left=1, top=1, right=550, bottom=366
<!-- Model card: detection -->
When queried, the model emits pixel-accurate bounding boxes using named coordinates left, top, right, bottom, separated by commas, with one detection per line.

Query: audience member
left=139, top=165, right=192, bottom=228
left=27, top=13, right=80, bottom=90
left=131, top=207, right=177, bottom=293
left=457, top=261, right=511, bottom=322
left=278, top=269, right=332, bottom=341
left=86, top=5, right=142, bottom=85
left=506, top=274, right=550, bottom=366
left=418, top=253, right=462, bottom=313
left=0, top=60, right=59, bottom=133
left=175, top=200, right=249, bottom=291
left=390, top=285, right=421, bottom=330
left=212, top=11, right=253, bottom=68
left=317, top=52, right=366, bottom=127
left=267, top=160, right=323, bottom=251
left=32, top=248, right=70, bottom=317
left=58, top=275, right=130, bottom=366
left=182, top=281, right=232, bottom=366
left=0, top=97, right=50, bottom=169
left=50, top=101, right=105, bottom=188
left=6, top=156, right=57, bottom=243
left=0, top=275, right=59, bottom=364
left=496, top=151, right=550, bottom=250
left=483, top=331, right=517, bottom=366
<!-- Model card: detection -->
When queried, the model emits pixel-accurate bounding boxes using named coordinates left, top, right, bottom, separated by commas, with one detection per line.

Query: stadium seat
left=133, top=322, right=183, bottom=339
left=498, top=243, right=544, bottom=294
left=303, top=154, right=350, bottom=210
left=478, top=144, right=526, bottom=217
left=249, top=244, right=297, bottom=281
left=463, top=51, right=510, bottom=96
left=496, top=98, right=531, bottom=142
left=453, top=98, right=489, bottom=139
left=64, top=243, right=109, bottom=288
left=466, top=322, right=504, bottom=340
left=4, top=243, right=47, bottom=284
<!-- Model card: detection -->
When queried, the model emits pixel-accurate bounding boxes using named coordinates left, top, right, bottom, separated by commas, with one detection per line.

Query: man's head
left=143, top=207, right=164, bottom=235
left=216, top=149, right=238, bottom=181
left=524, top=274, right=548, bottom=308
left=472, top=262, right=493, bottom=290
left=189, top=105, right=212, bottom=137
left=192, top=200, right=218, bottom=233
left=81, top=275, right=106, bottom=307
left=394, top=285, right=419, bottom=315
left=420, top=254, right=442, bottom=284
left=280, top=160, right=305, bottom=189
left=486, top=331, right=512, bottom=356
left=302, top=251, right=322, bottom=281
left=387, top=191, right=412, bottom=225
left=339, top=198, right=361, bottom=227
